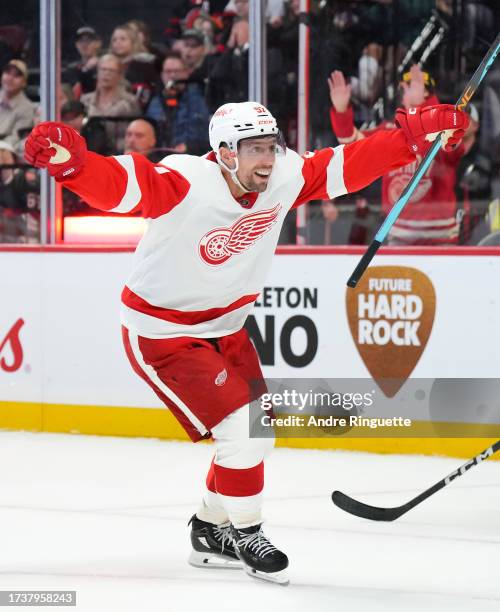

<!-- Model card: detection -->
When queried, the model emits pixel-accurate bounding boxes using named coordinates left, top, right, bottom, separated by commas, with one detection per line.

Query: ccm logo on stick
left=444, top=447, right=495, bottom=485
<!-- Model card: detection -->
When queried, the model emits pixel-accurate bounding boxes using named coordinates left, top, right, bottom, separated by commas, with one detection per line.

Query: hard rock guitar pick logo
left=346, top=266, right=435, bottom=397
left=0, top=318, right=25, bottom=373
left=199, top=203, right=282, bottom=265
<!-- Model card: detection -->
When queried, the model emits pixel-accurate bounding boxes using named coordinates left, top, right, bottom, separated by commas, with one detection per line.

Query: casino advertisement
left=1, top=250, right=500, bottom=432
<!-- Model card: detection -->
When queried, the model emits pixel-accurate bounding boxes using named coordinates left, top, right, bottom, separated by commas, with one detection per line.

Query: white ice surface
left=0, top=432, right=499, bottom=612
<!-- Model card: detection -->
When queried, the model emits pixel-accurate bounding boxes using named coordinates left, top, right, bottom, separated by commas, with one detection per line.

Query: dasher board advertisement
left=1, top=250, right=499, bottom=424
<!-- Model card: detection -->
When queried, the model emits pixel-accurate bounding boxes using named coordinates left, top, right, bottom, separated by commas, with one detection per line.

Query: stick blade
left=331, top=490, right=403, bottom=522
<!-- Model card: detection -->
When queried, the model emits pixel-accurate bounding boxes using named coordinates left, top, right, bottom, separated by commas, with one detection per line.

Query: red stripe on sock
left=214, top=461, right=264, bottom=497
left=206, top=458, right=216, bottom=493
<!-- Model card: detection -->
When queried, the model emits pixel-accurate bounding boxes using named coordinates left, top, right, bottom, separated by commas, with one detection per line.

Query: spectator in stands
left=479, top=63, right=500, bottom=200
left=272, top=0, right=300, bottom=149
left=125, top=19, right=151, bottom=53
left=61, top=100, right=86, bottom=133
left=61, top=100, right=111, bottom=155
left=463, top=1, right=495, bottom=63
left=328, top=64, right=476, bottom=245
left=224, top=0, right=250, bottom=51
left=351, top=43, right=383, bottom=107
left=59, top=83, right=74, bottom=108
left=80, top=54, right=140, bottom=154
left=455, top=104, right=490, bottom=243
left=208, top=10, right=250, bottom=110
left=267, top=0, right=286, bottom=26
left=109, top=24, right=158, bottom=109
left=227, top=17, right=249, bottom=51
left=15, top=106, right=41, bottom=163
left=317, top=195, right=378, bottom=245
left=226, top=0, right=250, bottom=21
left=0, top=139, right=16, bottom=189
left=395, top=1, right=434, bottom=64
left=191, top=14, right=219, bottom=55
left=126, top=19, right=165, bottom=68
left=180, top=29, right=210, bottom=89
left=124, top=118, right=157, bottom=155
left=171, top=38, right=185, bottom=56
left=145, top=52, right=210, bottom=155
left=110, top=24, right=144, bottom=64
left=437, top=0, right=495, bottom=70
left=64, top=27, right=102, bottom=97
left=80, top=54, right=140, bottom=118
left=0, top=60, right=35, bottom=149
left=0, top=139, right=40, bottom=243
left=58, top=102, right=91, bottom=217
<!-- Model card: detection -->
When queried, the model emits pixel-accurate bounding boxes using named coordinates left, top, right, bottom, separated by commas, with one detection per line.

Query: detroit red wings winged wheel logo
left=199, top=203, right=282, bottom=265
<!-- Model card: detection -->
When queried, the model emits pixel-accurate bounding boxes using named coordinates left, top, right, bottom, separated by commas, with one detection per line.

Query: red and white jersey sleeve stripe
left=59, top=151, right=190, bottom=218
left=293, top=129, right=416, bottom=207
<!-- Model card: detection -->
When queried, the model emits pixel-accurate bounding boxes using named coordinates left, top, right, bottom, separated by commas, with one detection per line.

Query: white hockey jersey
left=61, top=130, right=414, bottom=338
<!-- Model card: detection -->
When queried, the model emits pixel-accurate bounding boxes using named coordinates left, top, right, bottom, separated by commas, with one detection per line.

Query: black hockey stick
left=332, top=440, right=500, bottom=521
left=346, top=32, right=500, bottom=288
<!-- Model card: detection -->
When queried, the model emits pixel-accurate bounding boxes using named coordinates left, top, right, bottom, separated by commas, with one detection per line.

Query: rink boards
left=1, top=245, right=499, bottom=459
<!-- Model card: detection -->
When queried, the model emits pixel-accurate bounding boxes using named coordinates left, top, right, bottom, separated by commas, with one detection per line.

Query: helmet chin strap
left=217, top=152, right=253, bottom=193
left=230, top=169, right=252, bottom=193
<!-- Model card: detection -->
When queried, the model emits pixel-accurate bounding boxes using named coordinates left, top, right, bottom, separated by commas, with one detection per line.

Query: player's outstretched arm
left=24, top=121, right=190, bottom=217
left=294, top=104, right=469, bottom=206
left=339, top=104, right=469, bottom=194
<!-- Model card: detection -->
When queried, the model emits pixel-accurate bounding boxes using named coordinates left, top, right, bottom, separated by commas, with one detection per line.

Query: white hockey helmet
left=209, top=101, right=284, bottom=169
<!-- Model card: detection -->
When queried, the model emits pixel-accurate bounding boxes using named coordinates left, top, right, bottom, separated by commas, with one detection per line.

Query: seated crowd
left=0, top=0, right=499, bottom=245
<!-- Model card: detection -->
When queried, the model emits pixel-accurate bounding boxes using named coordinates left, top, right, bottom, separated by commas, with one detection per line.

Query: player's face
left=236, top=137, right=277, bottom=193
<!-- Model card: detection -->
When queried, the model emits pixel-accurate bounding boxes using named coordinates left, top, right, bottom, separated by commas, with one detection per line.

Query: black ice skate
left=188, top=514, right=241, bottom=570
left=231, top=524, right=289, bottom=585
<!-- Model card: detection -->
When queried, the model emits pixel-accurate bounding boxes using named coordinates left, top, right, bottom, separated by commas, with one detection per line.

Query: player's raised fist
left=395, top=105, right=470, bottom=155
left=24, top=121, right=87, bottom=180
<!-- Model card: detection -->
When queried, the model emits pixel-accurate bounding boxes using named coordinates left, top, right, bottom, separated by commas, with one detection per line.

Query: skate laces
left=234, top=527, right=277, bottom=558
left=212, top=523, right=233, bottom=552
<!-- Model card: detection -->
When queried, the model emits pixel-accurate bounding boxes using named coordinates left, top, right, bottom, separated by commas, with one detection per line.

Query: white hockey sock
left=197, top=489, right=229, bottom=525
left=216, top=491, right=263, bottom=528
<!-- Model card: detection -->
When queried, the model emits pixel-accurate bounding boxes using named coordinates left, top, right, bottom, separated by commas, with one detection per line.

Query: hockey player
left=24, top=101, right=468, bottom=585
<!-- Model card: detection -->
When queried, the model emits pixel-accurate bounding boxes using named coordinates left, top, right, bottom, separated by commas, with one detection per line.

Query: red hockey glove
left=24, top=121, right=87, bottom=180
left=395, top=105, right=470, bottom=155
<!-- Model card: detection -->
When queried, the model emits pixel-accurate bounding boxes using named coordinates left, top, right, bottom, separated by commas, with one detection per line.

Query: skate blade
left=242, top=564, right=290, bottom=586
left=188, top=550, right=242, bottom=570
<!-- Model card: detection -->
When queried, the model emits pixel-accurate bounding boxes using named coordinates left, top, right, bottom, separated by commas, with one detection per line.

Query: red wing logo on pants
left=199, top=204, right=282, bottom=265
left=0, top=318, right=24, bottom=373
left=346, top=267, right=436, bottom=397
